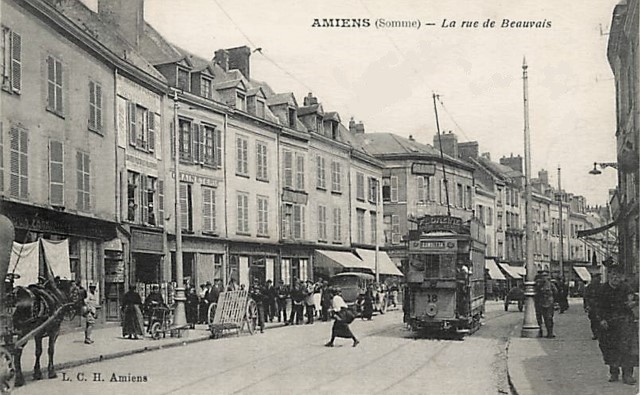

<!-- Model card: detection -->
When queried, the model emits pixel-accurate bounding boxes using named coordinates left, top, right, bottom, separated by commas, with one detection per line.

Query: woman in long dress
left=325, top=288, right=359, bottom=347
left=122, top=287, right=144, bottom=339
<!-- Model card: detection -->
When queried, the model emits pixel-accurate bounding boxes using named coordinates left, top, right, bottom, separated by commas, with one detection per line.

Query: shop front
left=169, top=235, right=226, bottom=292
left=130, top=227, right=167, bottom=303
left=228, top=243, right=279, bottom=287
left=280, top=246, right=314, bottom=285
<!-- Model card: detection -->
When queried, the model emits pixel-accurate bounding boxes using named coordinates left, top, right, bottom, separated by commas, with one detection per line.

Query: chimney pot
left=226, top=46, right=251, bottom=78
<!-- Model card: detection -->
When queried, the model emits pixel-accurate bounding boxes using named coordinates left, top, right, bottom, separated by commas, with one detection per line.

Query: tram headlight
left=426, top=303, right=438, bottom=317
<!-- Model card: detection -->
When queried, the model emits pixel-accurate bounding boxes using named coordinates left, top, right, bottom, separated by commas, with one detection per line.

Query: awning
left=499, top=263, right=523, bottom=280
left=573, top=266, right=591, bottom=283
left=315, top=250, right=369, bottom=271
left=355, top=249, right=404, bottom=276
left=486, top=259, right=506, bottom=280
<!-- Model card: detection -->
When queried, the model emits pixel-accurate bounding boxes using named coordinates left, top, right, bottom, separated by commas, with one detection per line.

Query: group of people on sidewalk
left=583, top=266, right=639, bottom=386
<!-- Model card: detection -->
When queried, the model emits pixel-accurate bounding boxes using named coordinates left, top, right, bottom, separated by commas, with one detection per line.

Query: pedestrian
left=325, top=288, right=359, bottom=348
left=186, top=286, right=199, bottom=328
left=206, top=280, right=221, bottom=306
left=595, top=266, right=638, bottom=385
left=305, top=280, right=315, bottom=324
left=122, top=286, right=144, bottom=339
left=198, top=283, right=208, bottom=324
left=287, top=279, right=304, bottom=325
left=558, top=277, right=569, bottom=313
left=320, top=282, right=332, bottom=322
left=534, top=270, right=557, bottom=338
left=264, top=280, right=277, bottom=322
left=275, top=280, right=289, bottom=323
left=83, top=282, right=99, bottom=344
left=583, top=272, right=602, bottom=340
left=389, top=282, right=399, bottom=308
left=361, top=285, right=374, bottom=320
left=249, top=278, right=265, bottom=333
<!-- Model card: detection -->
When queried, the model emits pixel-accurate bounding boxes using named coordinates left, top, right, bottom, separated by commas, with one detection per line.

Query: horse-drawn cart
left=208, top=290, right=258, bottom=338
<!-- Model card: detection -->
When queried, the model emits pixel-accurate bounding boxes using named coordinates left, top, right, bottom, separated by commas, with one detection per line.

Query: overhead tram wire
left=211, top=0, right=316, bottom=93
left=436, top=95, right=473, bottom=142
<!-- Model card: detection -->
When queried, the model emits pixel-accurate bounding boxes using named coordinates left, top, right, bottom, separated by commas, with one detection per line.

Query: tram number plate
left=426, top=294, right=438, bottom=303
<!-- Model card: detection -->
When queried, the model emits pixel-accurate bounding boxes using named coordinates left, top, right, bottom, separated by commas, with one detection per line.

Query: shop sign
left=411, top=163, right=436, bottom=175
left=131, top=229, right=164, bottom=253
left=417, top=215, right=465, bottom=233
left=170, top=171, right=219, bottom=187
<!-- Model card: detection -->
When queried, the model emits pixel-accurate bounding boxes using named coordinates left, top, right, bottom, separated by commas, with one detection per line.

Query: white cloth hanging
left=41, top=239, right=72, bottom=280
left=9, top=241, right=40, bottom=286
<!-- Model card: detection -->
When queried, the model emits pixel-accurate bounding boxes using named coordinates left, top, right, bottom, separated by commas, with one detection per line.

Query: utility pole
left=172, top=90, right=186, bottom=327
left=375, top=178, right=381, bottom=283
left=521, top=57, right=540, bottom=338
left=557, top=166, right=564, bottom=281
left=432, top=93, right=451, bottom=217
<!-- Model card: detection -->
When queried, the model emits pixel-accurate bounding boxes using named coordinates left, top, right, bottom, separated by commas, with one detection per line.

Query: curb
left=25, top=332, right=212, bottom=378
left=505, top=336, right=519, bottom=395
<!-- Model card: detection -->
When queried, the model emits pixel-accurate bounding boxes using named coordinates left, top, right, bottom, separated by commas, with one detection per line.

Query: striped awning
left=499, top=263, right=523, bottom=280
left=573, top=266, right=591, bottom=283
left=486, top=259, right=506, bottom=280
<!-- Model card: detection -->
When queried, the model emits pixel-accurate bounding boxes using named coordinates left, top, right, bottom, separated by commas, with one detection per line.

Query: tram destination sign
left=409, top=239, right=457, bottom=252
left=418, top=215, right=465, bottom=233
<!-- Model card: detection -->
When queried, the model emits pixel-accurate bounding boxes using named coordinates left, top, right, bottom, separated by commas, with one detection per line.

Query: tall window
left=236, top=136, right=248, bottom=176
left=88, top=81, right=103, bottom=133
left=237, top=192, right=249, bottom=234
left=283, top=150, right=293, bottom=188
left=486, top=207, right=493, bottom=225
left=382, top=177, right=390, bottom=201
left=179, top=119, right=192, bottom=161
left=257, top=196, right=269, bottom=236
left=179, top=182, right=193, bottom=232
left=316, top=156, right=326, bottom=189
left=127, top=171, right=139, bottom=222
left=256, top=99, right=265, bottom=118
left=456, top=183, right=464, bottom=207
left=202, top=186, right=216, bottom=233
left=236, top=92, right=247, bottom=111
left=202, top=125, right=220, bottom=167
left=417, top=176, right=427, bottom=203
left=331, top=161, right=341, bottom=192
left=392, top=215, right=400, bottom=244
left=356, top=172, right=365, bottom=201
left=293, top=204, right=305, bottom=239
left=370, top=212, right=377, bottom=245
left=318, top=205, right=327, bottom=241
left=200, top=77, right=211, bottom=99
left=466, top=185, right=472, bottom=209
left=177, top=68, right=189, bottom=92
left=288, top=108, right=296, bottom=128
left=76, top=151, right=90, bottom=211
left=333, top=207, right=342, bottom=242
left=256, top=141, right=268, bottom=181
left=49, top=140, right=64, bottom=206
left=368, top=177, right=378, bottom=203
left=46, top=55, right=63, bottom=115
left=143, top=176, right=157, bottom=225
left=1, top=28, right=21, bottom=93
left=356, top=209, right=365, bottom=244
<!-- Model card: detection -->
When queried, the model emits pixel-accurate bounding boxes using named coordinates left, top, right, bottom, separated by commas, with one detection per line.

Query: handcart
left=208, top=290, right=258, bottom=338
left=147, top=303, right=188, bottom=340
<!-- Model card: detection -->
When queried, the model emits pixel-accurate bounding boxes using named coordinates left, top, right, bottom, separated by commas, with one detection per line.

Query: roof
left=323, top=112, right=341, bottom=123
left=476, top=157, right=523, bottom=180
left=55, top=0, right=167, bottom=82
left=266, top=92, right=298, bottom=107
left=298, top=103, right=323, bottom=117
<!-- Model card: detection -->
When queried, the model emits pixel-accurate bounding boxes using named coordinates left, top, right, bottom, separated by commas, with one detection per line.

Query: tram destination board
left=409, top=239, right=457, bottom=252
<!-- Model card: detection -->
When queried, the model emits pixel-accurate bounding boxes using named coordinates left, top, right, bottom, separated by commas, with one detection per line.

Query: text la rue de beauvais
left=310, top=18, right=552, bottom=29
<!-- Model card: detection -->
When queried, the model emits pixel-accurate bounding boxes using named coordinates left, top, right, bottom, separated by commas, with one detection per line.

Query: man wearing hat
left=584, top=272, right=602, bottom=340
left=248, top=278, right=265, bottom=333
left=83, top=282, right=99, bottom=344
left=534, top=270, right=558, bottom=338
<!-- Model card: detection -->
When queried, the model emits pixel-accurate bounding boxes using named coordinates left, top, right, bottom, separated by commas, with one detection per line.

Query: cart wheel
left=207, top=303, right=217, bottom=326
left=150, top=322, right=162, bottom=340
left=245, top=299, right=258, bottom=335
left=0, top=346, right=15, bottom=394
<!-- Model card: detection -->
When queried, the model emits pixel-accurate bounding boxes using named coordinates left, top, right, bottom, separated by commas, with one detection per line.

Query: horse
left=10, top=277, right=76, bottom=387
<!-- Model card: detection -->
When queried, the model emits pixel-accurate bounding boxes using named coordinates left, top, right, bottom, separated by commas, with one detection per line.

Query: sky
left=85, top=0, right=620, bottom=205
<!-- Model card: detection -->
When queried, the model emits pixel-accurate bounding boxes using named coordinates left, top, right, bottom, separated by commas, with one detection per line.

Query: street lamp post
left=521, top=57, right=540, bottom=338
left=172, top=90, right=186, bottom=327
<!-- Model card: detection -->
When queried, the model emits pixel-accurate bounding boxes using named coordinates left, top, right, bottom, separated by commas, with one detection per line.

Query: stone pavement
left=507, top=298, right=640, bottom=395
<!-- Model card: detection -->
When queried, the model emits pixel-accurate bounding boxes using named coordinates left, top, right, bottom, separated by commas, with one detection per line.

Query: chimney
left=433, top=132, right=458, bottom=158
left=408, top=135, right=415, bottom=141
left=214, top=49, right=229, bottom=72
left=227, top=46, right=251, bottom=78
left=538, top=169, right=549, bottom=186
left=349, top=118, right=356, bottom=133
left=98, top=0, right=144, bottom=49
left=355, top=121, right=365, bottom=134
left=481, top=152, right=491, bottom=160
left=500, top=154, right=523, bottom=173
left=458, top=141, right=479, bottom=160
left=304, top=93, right=318, bottom=106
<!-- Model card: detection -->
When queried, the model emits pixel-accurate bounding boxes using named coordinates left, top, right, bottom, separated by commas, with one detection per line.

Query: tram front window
left=425, top=255, right=440, bottom=278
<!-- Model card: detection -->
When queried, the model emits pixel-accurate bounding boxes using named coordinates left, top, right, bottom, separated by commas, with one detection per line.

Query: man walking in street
left=83, top=283, right=99, bottom=344
left=595, top=265, right=638, bottom=385
left=584, top=272, right=602, bottom=340
left=534, top=270, right=557, bottom=338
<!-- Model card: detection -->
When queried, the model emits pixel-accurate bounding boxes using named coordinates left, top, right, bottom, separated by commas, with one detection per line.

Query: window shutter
left=157, top=179, right=164, bottom=226
left=170, top=121, right=175, bottom=158
left=89, top=81, right=96, bottom=129
left=214, top=128, right=222, bottom=167
left=141, top=174, right=148, bottom=223
left=203, top=187, right=212, bottom=232
left=46, top=56, right=54, bottom=109
left=95, top=83, right=102, bottom=131
left=54, top=59, right=63, bottom=113
left=128, top=101, right=136, bottom=146
left=301, top=205, right=306, bottom=239
left=49, top=140, right=64, bottom=206
left=10, top=31, right=21, bottom=93
left=148, top=112, right=155, bottom=153
left=84, top=153, right=91, bottom=210
left=198, top=124, right=205, bottom=165
left=179, top=183, right=189, bottom=230
left=417, top=176, right=424, bottom=202
left=9, top=127, right=20, bottom=198
left=429, top=177, right=436, bottom=201
left=390, top=176, right=398, bottom=202
left=191, top=123, right=199, bottom=164
left=283, top=150, right=293, bottom=188
left=76, top=151, right=83, bottom=210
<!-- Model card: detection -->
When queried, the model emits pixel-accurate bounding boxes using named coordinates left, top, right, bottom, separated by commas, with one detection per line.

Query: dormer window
left=200, top=77, right=212, bottom=99
left=177, top=67, right=190, bottom=92
left=316, top=116, right=324, bottom=135
left=331, top=122, right=338, bottom=139
left=236, top=92, right=246, bottom=111
left=256, top=98, right=265, bottom=118
left=288, top=107, right=296, bottom=128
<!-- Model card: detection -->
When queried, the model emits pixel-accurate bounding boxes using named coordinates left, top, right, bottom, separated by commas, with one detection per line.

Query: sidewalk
left=507, top=298, right=639, bottom=395
left=17, top=322, right=212, bottom=382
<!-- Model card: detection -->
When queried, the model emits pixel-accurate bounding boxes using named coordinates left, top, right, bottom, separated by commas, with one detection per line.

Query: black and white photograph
left=0, top=0, right=638, bottom=394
